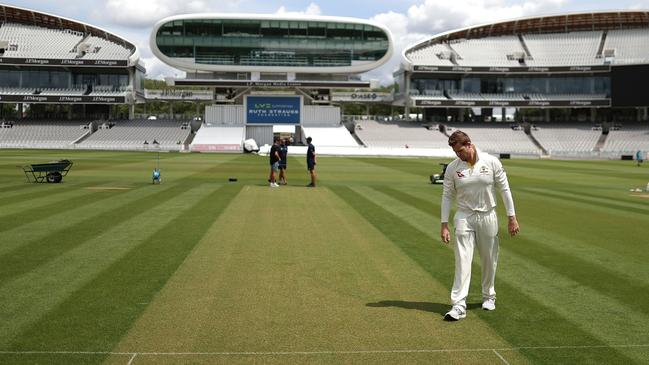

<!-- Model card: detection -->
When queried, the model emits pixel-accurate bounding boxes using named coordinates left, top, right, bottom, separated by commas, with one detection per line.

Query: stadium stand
left=604, top=29, right=649, bottom=65
left=407, top=27, right=649, bottom=68
left=600, top=125, right=649, bottom=155
left=79, top=35, right=132, bottom=60
left=451, top=36, right=526, bottom=67
left=480, top=93, right=526, bottom=101
left=0, top=120, right=91, bottom=149
left=80, top=119, right=191, bottom=151
left=0, top=87, right=36, bottom=95
left=0, top=22, right=132, bottom=60
left=448, top=92, right=484, bottom=101
left=526, top=93, right=608, bottom=100
left=90, top=85, right=131, bottom=97
left=407, top=43, right=456, bottom=66
left=530, top=124, right=601, bottom=156
left=37, top=87, right=86, bottom=96
left=523, top=31, right=603, bottom=66
left=0, top=23, right=83, bottom=59
left=422, top=89, right=445, bottom=97
left=354, top=120, right=450, bottom=149
left=445, top=124, right=539, bottom=155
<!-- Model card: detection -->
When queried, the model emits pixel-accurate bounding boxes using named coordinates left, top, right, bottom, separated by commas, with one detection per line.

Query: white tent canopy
left=272, top=125, right=296, bottom=133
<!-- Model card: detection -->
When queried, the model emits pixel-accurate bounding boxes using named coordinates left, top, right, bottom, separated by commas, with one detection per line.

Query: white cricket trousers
left=451, top=209, right=499, bottom=309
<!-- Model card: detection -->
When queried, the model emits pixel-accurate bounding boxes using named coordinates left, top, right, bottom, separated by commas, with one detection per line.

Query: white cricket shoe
left=270, top=182, right=279, bottom=187
left=444, top=306, right=466, bottom=321
left=482, top=298, right=496, bottom=311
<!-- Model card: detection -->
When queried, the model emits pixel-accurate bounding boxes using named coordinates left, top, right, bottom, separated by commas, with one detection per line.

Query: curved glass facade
left=155, top=19, right=390, bottom=67
left=412, top=75, right=610, bottom=95
left=0, top=69, right=129, bottom=89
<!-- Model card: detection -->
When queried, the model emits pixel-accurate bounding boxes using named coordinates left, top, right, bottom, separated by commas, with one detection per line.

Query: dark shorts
left=279, top=163, right=287, bottom=170
left=307, top=161, right=316, bottom=171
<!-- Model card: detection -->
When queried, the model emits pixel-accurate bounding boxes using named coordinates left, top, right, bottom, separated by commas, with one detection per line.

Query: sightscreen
left=246, top=96, right=301, bottom=124
left=611, top=65, right=649, bottom=107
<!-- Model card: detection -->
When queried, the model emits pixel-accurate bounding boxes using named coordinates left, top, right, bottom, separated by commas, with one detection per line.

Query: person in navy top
left=306, top=137, right=316, bottom=187
left=268, top=136, right=281, bottom=187
left=278, top=138, right=288, bottom=185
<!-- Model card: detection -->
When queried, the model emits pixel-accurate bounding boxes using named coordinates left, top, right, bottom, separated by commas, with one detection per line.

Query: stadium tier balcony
left=409, top=89, right=447, bottom=100
left=0, top=87, right=35, bottom=95
left=481, top=93, right=526, bottom=101
left=448, top=92, right=484, bottom=101
left=435, top=92, right=607, bottom=101
left=89, top=85, right=130, bottom=97
left=37, top=87, right=86, bottom=96
left=195, top=54, right=236, bottom=65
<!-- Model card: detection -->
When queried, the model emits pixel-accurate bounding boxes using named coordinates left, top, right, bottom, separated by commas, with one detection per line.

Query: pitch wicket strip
left=1, top=343, right=648, bottom=356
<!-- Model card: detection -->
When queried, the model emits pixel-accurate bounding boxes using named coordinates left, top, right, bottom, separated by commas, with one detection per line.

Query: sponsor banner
left=0, top=57, right=128, bottom=67
left=192, top=144, right=242, bottom=152
left=145, top=89, right=213, bottom=101
left=414, top=99, right=611, bottom=107
left=174, top=79, right=371, bottom=88
left=331, top=92, right=393, bottom=103
left=0, top=94, right=126, bottom=103
left=246, top=96, right=301, bottom=124
left=413, top=65, right=610, bottom=74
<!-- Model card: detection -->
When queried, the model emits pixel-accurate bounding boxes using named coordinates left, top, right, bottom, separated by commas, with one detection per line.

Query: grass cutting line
left=2, top=343, right=649, bottom=356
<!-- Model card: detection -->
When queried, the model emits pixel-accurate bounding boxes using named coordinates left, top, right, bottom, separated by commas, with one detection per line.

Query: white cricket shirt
left=441, top=149, right=516, bottom=223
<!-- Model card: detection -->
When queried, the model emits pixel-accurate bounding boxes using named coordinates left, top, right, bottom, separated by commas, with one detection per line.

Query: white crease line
left=0, top=351, right=127, bottom=355
left=1, top=344, right=648, bottom=357
left=496, top=344, right=649, bottom=351
left=493, top=349, right=511, bottom=365
left=126, top=353, right=137, bottom=365
left=139, top=349, right=491, bottom=355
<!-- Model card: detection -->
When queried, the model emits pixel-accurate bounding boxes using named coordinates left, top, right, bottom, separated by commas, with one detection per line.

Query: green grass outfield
left=1, top=149, right=648, bottom=365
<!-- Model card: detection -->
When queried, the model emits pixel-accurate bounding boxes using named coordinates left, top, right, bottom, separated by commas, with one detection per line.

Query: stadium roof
left=406, top=10, right=649, bottom=54
left=0, top=3, right=137, bottom=56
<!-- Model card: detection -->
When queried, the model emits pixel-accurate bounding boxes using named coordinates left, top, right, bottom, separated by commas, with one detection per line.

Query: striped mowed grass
left=0, top=150, right=648, bottom=364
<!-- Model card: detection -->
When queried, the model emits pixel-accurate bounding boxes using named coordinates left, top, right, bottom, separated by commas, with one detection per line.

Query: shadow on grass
left=367, top=300, right=482, bottom=316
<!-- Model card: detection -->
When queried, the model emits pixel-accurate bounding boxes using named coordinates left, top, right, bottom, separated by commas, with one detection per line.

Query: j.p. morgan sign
left=0, top=95, right=126, bottom=103
left=414, top=99, right=611, bottom=107
left=0, top=57, right=128, bottom=67
left=413, top=65, right=610, bottom=74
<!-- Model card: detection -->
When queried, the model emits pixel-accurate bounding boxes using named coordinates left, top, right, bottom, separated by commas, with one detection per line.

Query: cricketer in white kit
left=440, top=130, right=520, bottom=321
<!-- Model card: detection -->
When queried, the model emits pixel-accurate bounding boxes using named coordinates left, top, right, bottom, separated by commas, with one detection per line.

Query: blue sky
left=2, top=0, right=648, bottom=84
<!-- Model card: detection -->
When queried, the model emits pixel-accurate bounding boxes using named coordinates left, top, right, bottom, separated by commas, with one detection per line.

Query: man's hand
left=508, top=216, right=520, bottom=237
left=441, top=223, right=451, bottom=244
